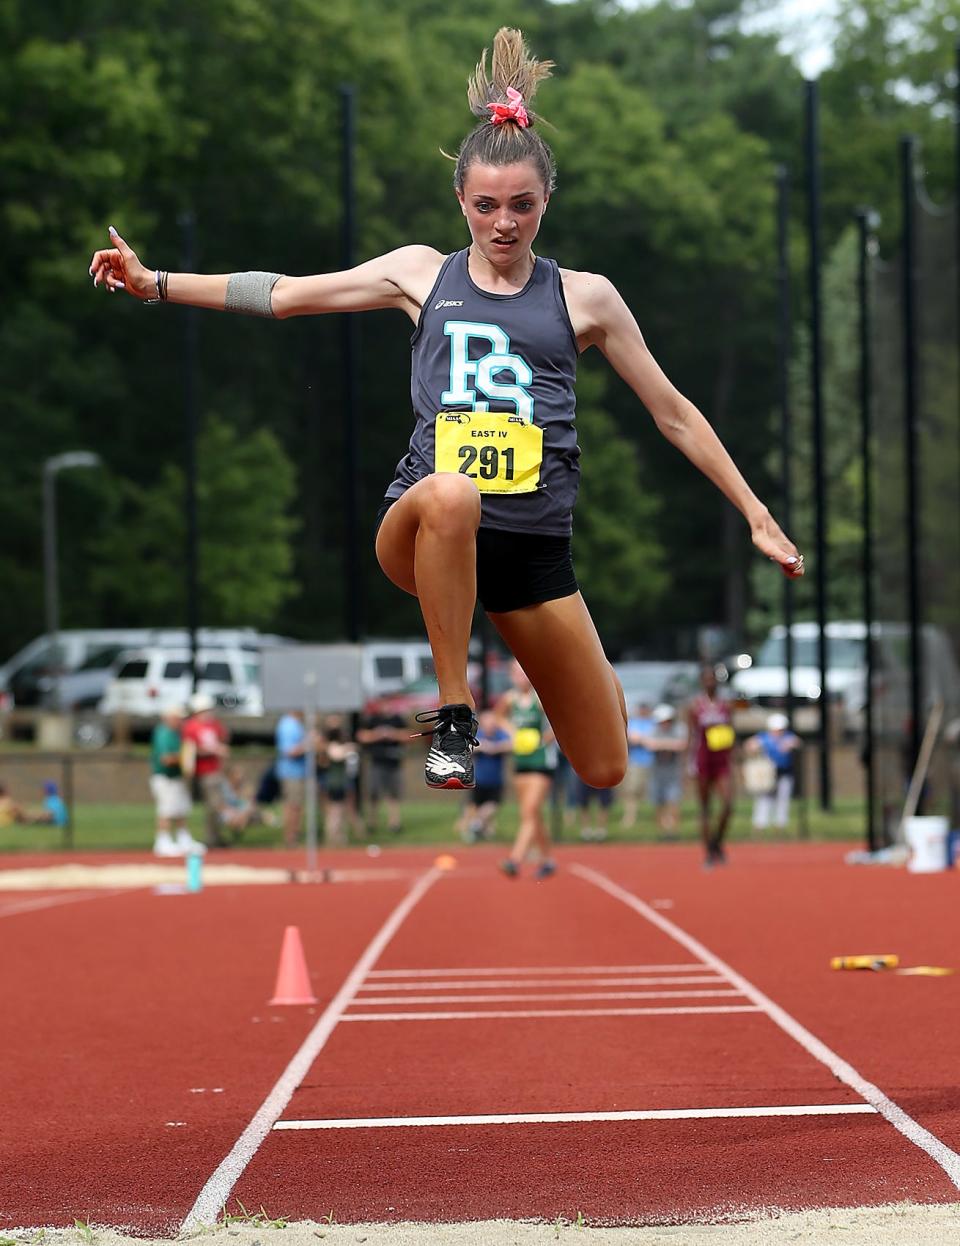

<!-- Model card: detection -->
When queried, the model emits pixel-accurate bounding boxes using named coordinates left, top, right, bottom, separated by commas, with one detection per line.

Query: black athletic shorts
left=375, top=498, right=578, bottom=614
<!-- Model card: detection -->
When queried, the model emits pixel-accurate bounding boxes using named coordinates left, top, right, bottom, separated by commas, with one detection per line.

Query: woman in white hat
left=745, top=712, right=800, bottom=833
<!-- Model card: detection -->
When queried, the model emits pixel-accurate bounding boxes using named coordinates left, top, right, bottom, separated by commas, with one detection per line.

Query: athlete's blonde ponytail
left=454, top=28, right=557, bottom=194
left=466, top=28, right=553, bottom=122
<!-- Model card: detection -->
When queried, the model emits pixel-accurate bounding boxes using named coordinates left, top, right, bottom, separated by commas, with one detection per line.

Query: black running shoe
left=414, top=703, right=478, bottom=790
left=708, top=839, right=728, bottom=865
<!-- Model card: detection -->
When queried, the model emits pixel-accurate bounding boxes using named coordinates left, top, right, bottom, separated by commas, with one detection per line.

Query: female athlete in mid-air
left=90, top=27, right=803, bottom=793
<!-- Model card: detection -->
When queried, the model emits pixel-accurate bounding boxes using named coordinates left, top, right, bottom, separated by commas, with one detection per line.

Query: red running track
left=1, top=841, right=958, bottom=1233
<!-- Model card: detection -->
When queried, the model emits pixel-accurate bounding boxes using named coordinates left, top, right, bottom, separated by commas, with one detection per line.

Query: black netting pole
left=856, top=208, right=879, bottom=852
left=776, top=167, right=796, bottom=735
left=956, top=42, right=960, bottom=560
left=899, top=136, right=923, bottom=786
left=804, top=80, right=831, bottom=809
left=340, top=83, right=363, bottom=643
left=180, top=209, right=200, bottom=690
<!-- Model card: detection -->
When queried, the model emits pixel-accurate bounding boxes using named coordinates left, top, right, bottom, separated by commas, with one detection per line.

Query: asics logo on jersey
left=441, top=320, right=534, bottom=420
left=426, top=749, right=466, bottom=776
left=435, top=299, right=464, bottom=309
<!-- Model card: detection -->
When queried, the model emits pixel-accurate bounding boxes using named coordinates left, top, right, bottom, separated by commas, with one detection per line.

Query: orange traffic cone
left=269, top=925, right=317, bottom=1005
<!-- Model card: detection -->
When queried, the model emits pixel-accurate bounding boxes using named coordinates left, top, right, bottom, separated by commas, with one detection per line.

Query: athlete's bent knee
left=417, top=472, right=481, bottom=530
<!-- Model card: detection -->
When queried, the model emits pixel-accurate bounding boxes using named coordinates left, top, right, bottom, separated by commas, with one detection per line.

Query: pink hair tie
left=487, top=87, right=530, bottom=128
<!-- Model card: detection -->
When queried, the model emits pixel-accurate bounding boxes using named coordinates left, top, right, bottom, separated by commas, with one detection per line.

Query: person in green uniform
left=498, top=662, right=557, bottom=879
left=149, top=705, right=203, bottom=857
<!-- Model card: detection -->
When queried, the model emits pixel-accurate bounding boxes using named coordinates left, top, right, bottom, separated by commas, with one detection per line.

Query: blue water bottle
left=186, top=850, right=204, bottom=893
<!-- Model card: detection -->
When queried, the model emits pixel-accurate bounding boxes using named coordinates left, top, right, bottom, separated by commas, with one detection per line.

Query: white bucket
left=904, top=816, right=950, bottom=874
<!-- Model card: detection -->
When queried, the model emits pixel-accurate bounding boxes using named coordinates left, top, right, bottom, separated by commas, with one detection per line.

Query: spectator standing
left=689, top=666, right=736, bottom=868
left=275, top=709, right=311, bottom=849
left=621, top=702, right=654, bottom=830
left=322, top=715, right=362, bottom=846
left=181, top=693, right=230, bottom=849
left=357, top=706, right=408, bottom=836
left=463, top=707, right=512, bottom=842
left=746, top=712, right=800, bottom=833
left=149, top=705, right=201, bottom=857
left=571, top=776, right=614, bottom=842
left=646, top=704, right=688, bottom=839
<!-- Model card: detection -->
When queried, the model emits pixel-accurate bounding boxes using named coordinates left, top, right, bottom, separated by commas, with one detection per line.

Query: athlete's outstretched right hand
left=89, top=227, right=154, bottom=300
left=750, top=510, right=805, bottom=579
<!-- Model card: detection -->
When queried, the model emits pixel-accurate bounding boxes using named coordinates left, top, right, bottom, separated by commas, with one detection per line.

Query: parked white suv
left=0, top=627, right=288, bottom=710
left=0, top=628, right=158, bottom=708
left=99, top=647, right=264, bottom=719
left=731, top=621, right=867, bottom=706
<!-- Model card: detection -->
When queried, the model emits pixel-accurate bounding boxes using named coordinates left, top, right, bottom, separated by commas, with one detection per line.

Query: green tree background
left=2, top=0, right=957, bottom=660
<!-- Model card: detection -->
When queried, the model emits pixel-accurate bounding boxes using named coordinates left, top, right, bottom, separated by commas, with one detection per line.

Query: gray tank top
left=385, top=249, right=580, bottom=536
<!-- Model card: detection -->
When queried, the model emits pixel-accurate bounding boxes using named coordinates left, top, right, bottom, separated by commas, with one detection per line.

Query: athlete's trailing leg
left=489, top=593, right=628, bottom=790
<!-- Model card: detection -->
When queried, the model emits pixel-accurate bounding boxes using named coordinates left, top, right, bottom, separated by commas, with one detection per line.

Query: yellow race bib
left=705, top=723, right=735, bottom=753
left=434, top=412, right=542, bottom=494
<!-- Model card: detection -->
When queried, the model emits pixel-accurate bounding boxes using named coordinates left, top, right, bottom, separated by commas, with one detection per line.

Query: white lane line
left=274, top=1103, right=878, bottom=1131
left=342, top=1005, right=761, bottom=1022
left=366, top=964, right=701, bottom=977
left=180, top=867, right=442, bottom=1232
left=572, top=864, right=960, bottom=1192
left=351, top=989, right=742, bottom=1005
left=0, top=889, right=130, bottom=918
left=357, top=975, right=724, bottom=990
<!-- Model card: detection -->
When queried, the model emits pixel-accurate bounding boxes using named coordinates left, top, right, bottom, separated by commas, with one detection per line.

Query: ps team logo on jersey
left=441, top=320, right=534, bottom=420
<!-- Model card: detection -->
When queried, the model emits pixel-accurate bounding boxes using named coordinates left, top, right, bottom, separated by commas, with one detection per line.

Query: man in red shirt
left=181, top=692, right=230, bottom=848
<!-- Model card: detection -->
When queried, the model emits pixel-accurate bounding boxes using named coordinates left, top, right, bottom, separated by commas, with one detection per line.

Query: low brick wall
left=0, top=752, right=155, bottom=804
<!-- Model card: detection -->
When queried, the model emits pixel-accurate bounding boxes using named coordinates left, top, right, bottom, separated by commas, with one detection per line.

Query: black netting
left=869, top=250, right=908, bottom=843
left=868, top=184, right=960, bottom=842
left=916, top=195, right=960, bottom=825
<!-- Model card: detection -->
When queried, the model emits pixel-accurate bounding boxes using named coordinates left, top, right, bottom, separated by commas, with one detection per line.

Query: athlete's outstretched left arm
left=576, top=273, right=803, bottom=578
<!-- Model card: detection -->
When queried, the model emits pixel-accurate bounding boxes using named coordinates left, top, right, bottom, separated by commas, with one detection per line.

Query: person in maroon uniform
left=689, top=665, right=736, bottom=867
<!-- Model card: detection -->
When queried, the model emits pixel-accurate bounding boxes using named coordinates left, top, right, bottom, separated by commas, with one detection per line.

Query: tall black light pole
left=855, top=207, right=879, bottom=852
left=955, top=44, right=960, bottom=569
left=42, top=452, right=102, bottom=709
left=180, top=209, right=201, bottom=689
left=340, top=83, right=363, bottom=643
left=775, top=166, right=796, bottom=735
left=899, top=136, right=923, bottom=786
left=804, top=79, right=832, bottom=809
